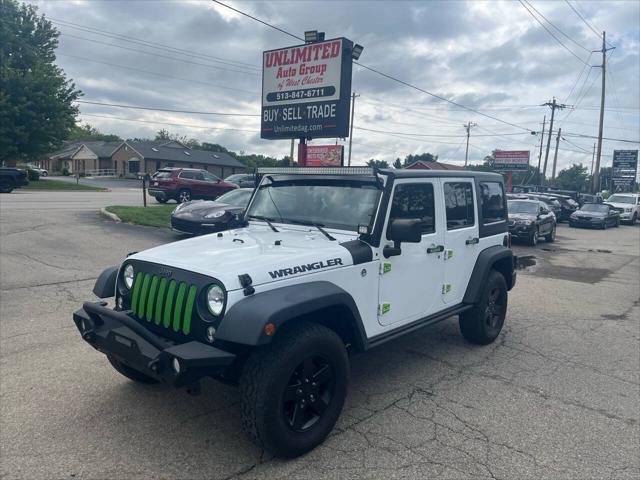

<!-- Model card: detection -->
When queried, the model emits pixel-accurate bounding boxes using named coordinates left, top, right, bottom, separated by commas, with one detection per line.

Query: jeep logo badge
left=158, top=267, right=173, bottom=278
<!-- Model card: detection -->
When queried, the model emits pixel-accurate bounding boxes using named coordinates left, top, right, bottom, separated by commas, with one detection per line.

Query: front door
left=442, top=180, right=479, bottom=305
left=378, top=179, right=445, bottom=327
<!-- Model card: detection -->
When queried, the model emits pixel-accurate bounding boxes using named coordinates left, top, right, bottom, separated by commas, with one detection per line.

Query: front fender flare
left=93, top=266, right=118, bottom=298
left=215, top=281, right=367, bottom=349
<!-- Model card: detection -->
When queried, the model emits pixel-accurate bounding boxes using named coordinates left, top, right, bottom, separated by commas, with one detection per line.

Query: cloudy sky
left=33, top=0, right=640, bottom=172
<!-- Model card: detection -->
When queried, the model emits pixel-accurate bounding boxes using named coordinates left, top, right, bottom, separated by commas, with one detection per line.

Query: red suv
left=148, top=168, right=238, bottom=203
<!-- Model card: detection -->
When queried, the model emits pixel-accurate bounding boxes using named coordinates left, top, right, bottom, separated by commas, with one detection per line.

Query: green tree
left=154, top=129, right=199, bottom=148
left=68, top=123, right=122, bottom=142
left=553, top=163, right=589, bottom=191
left=393, top=158, right=402, bottom=169
left=404, top=152, right=438, bottom=167
left=0, top=0, right=81, bottom=164
left=366, top=159, right=390, bottom=169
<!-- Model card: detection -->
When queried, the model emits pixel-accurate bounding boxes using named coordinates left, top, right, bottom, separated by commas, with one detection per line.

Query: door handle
left=427, top=245, right=444, bottom=254
left=465, top=238, right=479, bottom=245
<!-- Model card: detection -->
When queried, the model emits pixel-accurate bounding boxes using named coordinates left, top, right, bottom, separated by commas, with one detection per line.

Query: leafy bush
left=27, top=169, right=40, bottom=181
left=62, top=167, right=70, bottom=176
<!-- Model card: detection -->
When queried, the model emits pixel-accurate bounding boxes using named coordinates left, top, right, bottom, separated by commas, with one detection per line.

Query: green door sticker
left=381, top=303, right=391, bottom=315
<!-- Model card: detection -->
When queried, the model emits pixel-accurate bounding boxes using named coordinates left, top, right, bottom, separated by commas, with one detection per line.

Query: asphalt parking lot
left=1, top=189, right=639, bottom=480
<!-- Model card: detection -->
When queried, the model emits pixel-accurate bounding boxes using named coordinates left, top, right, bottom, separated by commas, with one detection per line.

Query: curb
left=100, top=208, right=121, bottom=223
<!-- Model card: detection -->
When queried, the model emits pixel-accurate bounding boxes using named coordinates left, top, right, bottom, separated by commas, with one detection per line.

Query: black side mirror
left=384, top=218, right=422, bottom=258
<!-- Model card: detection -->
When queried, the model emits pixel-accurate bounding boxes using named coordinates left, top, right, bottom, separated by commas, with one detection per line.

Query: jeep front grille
left=130, top=273, right=197, bottom=335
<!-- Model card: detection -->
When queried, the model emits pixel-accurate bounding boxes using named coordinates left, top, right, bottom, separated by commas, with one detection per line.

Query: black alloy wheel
left=529, top=227, right=538, bottom=246
left=459, top=270, right=508, bottom=345
left=283, top=355, right=335, bottom=432
left=545, top=224, right=556, bottom=242
left=178, top=189, right=191, bottom=203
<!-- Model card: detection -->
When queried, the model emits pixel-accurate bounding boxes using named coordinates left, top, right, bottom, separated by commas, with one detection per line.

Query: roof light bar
left=256, top=167, right=376, bottom=176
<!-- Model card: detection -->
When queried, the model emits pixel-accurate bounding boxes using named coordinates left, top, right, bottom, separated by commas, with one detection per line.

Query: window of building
left=388, top=183, right=435, bottom=234
left=444, top=182, right=475, bottom=230
left=128, top=160, right=139, bottom=173
left=479, top=182, right=506, bottom=224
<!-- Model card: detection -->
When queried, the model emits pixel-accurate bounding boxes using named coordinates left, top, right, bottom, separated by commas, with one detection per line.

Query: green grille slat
left=138, top=274, right=151, bottom=318
left=131, top=273, right=143, bottom=315
left=154, top=277, right=167, bottom=325
left=146, top=276, right=159, bottom=322
left=173, top=282, right=187, bottom=332
left=163, top=280, right=176, bottom=328
left=183, top=285, right=197, bottom=335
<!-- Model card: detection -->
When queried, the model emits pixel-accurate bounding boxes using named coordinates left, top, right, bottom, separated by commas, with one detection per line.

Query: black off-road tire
left=459, top=270, right=508, bottom=345
left=107, top=354, right=159, bottom=384
left=239, top=322, right=349, bottom=458
left=544, top=224, right=556, bottom=242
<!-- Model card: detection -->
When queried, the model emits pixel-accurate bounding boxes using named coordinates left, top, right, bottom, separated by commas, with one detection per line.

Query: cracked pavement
left=1, top=190, right=639, bottom=479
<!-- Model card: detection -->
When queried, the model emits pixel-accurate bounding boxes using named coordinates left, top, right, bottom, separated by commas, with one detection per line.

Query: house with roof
left=46, top=140, right=246, bottom=177
left=405, top=160, right=465, bottom=171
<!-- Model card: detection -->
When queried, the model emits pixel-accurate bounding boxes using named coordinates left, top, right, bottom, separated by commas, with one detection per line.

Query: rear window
left=153, top=170, right=173, bottom=179
left=479, top=182, right=506, bottom=224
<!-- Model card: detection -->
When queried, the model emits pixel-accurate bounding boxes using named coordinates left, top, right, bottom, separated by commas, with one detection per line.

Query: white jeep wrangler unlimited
left=74, top=167, right=516, bottom=458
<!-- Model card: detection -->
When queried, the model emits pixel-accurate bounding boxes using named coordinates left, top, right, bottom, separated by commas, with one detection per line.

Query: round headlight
left=123, top=264, right=134, bottom=289
left=207, top=284, right=225, bottom=316
left=205, top=210, right=226, bottom=219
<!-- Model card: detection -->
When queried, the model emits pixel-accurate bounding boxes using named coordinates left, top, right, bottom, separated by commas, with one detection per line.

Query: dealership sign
left=493, top=151, right=530, bottom=171
left=261, top=38, right=353, bottom=140
left=305, top=145, right=344, bottom=166
left=612, top=150, right=638, bottom=189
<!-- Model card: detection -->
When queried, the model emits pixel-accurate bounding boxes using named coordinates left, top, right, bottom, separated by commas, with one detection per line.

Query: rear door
left=378, top=179, right=445, bottom=327
left=442, top=180, right=479, bottom=305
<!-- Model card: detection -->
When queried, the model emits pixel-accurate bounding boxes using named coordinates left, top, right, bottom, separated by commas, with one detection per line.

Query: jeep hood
left=130, top=224, right=366, bottom=291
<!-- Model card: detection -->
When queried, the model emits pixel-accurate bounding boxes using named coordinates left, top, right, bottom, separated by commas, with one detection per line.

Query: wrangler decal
left=268, top=258, right=343, bottom=279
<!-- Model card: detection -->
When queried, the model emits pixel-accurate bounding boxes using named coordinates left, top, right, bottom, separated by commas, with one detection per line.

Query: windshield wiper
left=246, top=214, right=279, bottom=232
left=285, top=219, right=336, bottom=241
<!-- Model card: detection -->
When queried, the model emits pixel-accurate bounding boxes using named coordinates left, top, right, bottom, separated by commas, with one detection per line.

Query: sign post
left=493, top=151, right=530, bottom=192
left=611, top=150, right=638, bottom=192
left=261, top=36, right=355, bottom=166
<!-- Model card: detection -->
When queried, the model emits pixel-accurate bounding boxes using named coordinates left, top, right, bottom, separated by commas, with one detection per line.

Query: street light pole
left=347, top=92, right=359, bottom=166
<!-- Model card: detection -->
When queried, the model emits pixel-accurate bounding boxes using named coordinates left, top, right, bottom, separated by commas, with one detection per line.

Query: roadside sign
left=305, top=145, right=344, bottom=167
left=493, top=151, right=530, bottom=171
left=612, top=150, right=638, bottom=191
left=261, top=38, right=353, bottom=140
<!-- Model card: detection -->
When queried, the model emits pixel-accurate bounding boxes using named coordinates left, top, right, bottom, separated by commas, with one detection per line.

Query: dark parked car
left=224, top=173, right=258, bottom=188
left=569, top=203, right=620, bottom=229
left=0, top=167, right=29, bottom=193
left=544, top=193, right=579, bottom=222
left=148, top=168, right=237, bottom=203
left=508, top=199, right=556, bottom=246
left=526, top=194, right=562, bottom=219
left=170, top=188, right=253, bottom=235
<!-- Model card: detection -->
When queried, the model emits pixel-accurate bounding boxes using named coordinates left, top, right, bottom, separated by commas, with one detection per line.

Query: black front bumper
left=73, top=302, right=236, bottom=387
left=508, top=224, right=535, bottom=238
left=569, top=218, right=604, bottom=228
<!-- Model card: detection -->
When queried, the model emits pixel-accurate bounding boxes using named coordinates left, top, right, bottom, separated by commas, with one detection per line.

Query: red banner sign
left=305, top=145, right=344, bottom=167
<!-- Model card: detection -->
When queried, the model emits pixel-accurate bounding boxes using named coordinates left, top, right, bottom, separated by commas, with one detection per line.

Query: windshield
left=216, top=189, right=252, bottom=207
left=607, top=195, right=635, bottom=204
left=508, top=200, right=538, bottom=214
left=581, top=204, right=608, bottom=213
left=246, top=179, right=382, bottom=232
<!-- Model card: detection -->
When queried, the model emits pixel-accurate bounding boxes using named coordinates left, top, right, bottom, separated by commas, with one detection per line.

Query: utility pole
left=541, top=98, right=568, bottom=185
left=537, top=115, right=546, bottom=183
left=590, top=142, right=596, bottom=177
left=289, top=139, right=295, bottom=166
left=552, top=127, right=562, bottom=181
left=463, top=121, right=477, bottom=167
left=347, top=92, right=359, bottom=166
left=592, top=31, right=614, bottom=193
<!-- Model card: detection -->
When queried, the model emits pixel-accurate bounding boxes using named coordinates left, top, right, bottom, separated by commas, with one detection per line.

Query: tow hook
left=186, top=381, right=201, bottom=396
left=148, top=359, right=162, bottom=374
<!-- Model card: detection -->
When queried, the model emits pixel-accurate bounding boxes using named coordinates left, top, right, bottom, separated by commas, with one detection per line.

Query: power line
left=57, top=53, right=257, bottom=95
left=563, top=56, right=593, bottom=103
left=210, top=0, right=536, bottom=133
left=49, top=18, right=261, bottom=71
left=76, top=100, right=260, bottom=117
left=353, top=126, right=526, bottom=138
left=523, top=0, right=591, bottom=52
left=80, top=113, right=258, bottom=133
left=564, top=0, right=613, bottom=46
left=518, top=0, right=590, bottom=66
left=59, top=32, right=260, bottom=76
